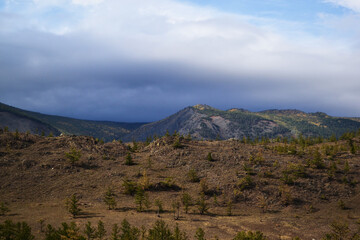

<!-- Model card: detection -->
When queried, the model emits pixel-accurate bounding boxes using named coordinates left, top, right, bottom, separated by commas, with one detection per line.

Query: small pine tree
left=38, top=219, right=45, bottom=233
left=155, top=199, right=164, bottom=215
left=148, top=220, right=173, bottom=240
left=233, top=231, right=266, bottom=240
left=181, top=193, right=192, bottom=214
left=139, top=170, right=150, bottom=190
left=0, top=221, right=35, bottom=240
left=197, top=193, right=209, bottom=215
left=213, top=194, right=218, bottom=206
left=135, top=187, right=150, bottom=212
left=330, top=134, right=337, bottom=142
left=14, top=129, right=20, bottom=139
left=199, top=179, right=209, bottom=194
left=84, top=221, right=96, bottom=240
left=350, top=142, right=356, bottom=155
left=131, top=140, right=138, bottom=152
left=172, top=201, right=180, bottom=220
left=207, top=152, right=214, bottom=162
left=96, top=220, right=106, bottom=240
left=103, top=187, right=117, bottom=210
left=111, top=224, right=121, bottom=240
left=226, top=200, right=233, bottom=216
left=122, top=179, right=138, bottom=195
left=0, top=202, right=10, bottom=216
left=173, top=223, right=188, bottom=240
left=185, top=133, right=192, bottom=141
left=65, top=147, right=82, bottom=166
left=125, top=152, right=134, bottom=166
left=173, top=137, right=182, bottom=149
left=344, top=160, right=350, bottom=174
left=187, top=168, right=200, bottom=182
left=65, top=194, right=81, bottom=218
left=195, top=228, right=206, bottom=240
left=311, top=150, right=325, bottom=169
left=120, top=219, right=140, bottom=240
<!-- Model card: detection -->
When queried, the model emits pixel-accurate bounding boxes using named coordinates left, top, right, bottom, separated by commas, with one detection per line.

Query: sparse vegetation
left=1, top=128, right=360, bottom=239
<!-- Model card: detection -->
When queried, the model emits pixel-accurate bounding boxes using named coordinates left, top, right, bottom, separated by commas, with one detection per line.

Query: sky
left=1, top=0, right=360, bottom=122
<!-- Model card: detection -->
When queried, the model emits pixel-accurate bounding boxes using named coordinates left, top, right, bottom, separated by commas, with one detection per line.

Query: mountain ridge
left=1, top=101, right=360, bottom=141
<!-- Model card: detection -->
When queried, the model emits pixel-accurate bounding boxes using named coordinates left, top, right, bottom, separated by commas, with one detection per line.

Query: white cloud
left=71, top=0, right=104, bottom=6
left=324, top=0, right=360, bottom=12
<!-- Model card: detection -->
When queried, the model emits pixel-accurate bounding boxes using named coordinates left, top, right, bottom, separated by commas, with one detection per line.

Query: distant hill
left=1, top=102, right=359, bottom=141
left=0, top=102, right=145, bottom=141
left=125, top=104, right=360, bottom=141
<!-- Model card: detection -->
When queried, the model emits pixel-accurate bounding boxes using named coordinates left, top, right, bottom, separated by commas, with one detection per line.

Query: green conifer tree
left=103, top=187, right=117, bottom=210
left=65, top=194, right=81, bottom=218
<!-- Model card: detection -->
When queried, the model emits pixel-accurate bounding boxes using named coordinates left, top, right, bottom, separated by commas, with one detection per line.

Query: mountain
left=0, top=102, right=146, bottom=141
left=1, top=102, right=360, bottom=142
left=125, top=104, right=360, bottom=141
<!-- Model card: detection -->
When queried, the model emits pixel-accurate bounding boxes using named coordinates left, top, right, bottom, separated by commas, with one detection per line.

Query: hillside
left=0, top=102, right=145, bottom=141
left=125, top=104, right=360, bottom=141
left=1, top=129, right=360, bottom=239
left=2, top=102, right=360, bottom=142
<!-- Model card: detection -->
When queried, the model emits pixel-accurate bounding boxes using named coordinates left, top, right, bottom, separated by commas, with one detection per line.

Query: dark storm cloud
left=1, top=0, right=360, bottom=121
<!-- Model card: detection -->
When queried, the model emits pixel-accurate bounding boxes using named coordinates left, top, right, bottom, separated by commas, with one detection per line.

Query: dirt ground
left=1, top=132, right=360, bottom=239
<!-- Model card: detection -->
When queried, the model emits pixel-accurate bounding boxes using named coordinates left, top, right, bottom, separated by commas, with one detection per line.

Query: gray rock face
left=124, top=106, right=290, bottom=141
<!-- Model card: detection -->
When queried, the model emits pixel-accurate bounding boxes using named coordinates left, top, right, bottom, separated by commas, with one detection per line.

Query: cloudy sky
left=1, top=0, right=360, bottom=122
